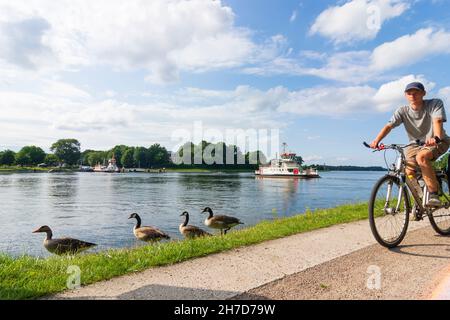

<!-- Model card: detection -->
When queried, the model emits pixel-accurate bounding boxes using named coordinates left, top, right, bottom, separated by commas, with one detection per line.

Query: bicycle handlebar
left=363, top=140, right=426, bottom=152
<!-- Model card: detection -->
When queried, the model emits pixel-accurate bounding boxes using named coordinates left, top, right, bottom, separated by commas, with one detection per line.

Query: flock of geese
left=32, top=207, right=244, bottom=255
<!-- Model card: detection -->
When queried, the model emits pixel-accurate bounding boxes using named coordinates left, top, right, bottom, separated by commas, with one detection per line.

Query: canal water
left=0, top=171, right=383, bottom=257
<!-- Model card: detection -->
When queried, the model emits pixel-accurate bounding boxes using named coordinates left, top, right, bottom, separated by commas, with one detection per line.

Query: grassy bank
left=0, top=166, right=78, bottom=173
left=0, top=166, right=50, bottom=172
left=0, top=202, right=369, bottom=300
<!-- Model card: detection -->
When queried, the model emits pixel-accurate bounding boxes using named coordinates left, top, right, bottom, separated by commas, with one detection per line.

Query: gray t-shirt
left=388, top=99, right=450, bottom=143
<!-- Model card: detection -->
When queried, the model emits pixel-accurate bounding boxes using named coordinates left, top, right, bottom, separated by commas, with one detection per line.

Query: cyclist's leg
left=416, top=149, right=438, bottom=192
left=405, top=145, right=419, bottom=177
left=417, top=142, right=450, bottom=193
left=405, top=147, right=422, bottom=220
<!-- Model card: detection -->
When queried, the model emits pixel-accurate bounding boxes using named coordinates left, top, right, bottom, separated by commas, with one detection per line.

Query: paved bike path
left=235, top=226, right=450, bottom=300
left=48, top=219, right=429, bottom=300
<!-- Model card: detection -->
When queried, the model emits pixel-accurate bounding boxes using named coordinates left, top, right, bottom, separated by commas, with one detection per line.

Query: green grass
left=0, top=166, right=77, bottom=173
left=0, top=202, right=370, bottom=300
left=0, top=166, right=49, bottom=172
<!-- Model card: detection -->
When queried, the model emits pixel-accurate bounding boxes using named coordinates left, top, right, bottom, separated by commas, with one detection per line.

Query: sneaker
left=427, top=193, right=441, bottom=207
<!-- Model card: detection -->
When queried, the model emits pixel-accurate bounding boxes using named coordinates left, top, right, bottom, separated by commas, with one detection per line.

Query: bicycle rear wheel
left=429, top=176, right=450, bottom=235
left=369, top=175, right=410, bottom=248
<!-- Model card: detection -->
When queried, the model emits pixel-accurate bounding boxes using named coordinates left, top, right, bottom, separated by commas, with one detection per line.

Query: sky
left=1, top=0, right=450, bottom=166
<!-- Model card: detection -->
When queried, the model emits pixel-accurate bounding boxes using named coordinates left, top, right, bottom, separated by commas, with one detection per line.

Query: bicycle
left=363, top=140, right=450, bottom=248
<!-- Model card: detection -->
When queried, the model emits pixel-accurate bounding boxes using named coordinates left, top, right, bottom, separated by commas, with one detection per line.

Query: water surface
left=0, top=171, right=383, bottom=257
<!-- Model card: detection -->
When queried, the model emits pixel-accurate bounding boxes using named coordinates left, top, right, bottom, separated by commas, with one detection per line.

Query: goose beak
left=32, top=228, right=40, bottom=233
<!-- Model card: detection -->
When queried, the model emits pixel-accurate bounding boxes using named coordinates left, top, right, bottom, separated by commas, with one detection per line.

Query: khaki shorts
left=406, top=141, right=450, bottom=168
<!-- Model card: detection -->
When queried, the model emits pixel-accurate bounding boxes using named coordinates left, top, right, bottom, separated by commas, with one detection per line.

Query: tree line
left=82, top=144, right=171, bottom=168
left=0, top=139, right=171, bottom=168
left=0, top=139, right=269, bottom=169
left=171, top=140, right=267, bottom=168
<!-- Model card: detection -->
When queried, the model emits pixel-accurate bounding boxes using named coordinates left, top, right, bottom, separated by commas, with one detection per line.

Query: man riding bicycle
left=370, top=82, right=450, bottom=207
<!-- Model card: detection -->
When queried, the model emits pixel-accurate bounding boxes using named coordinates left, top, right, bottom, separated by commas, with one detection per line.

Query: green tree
left=44, top=154, right=60, bottom=166
left=434, top=153, right=449, bottom=170
left=121, top=148, right=135, bottom=168
left=175, top=142, right=195, bottom=165
left=133, top=147, right=147, bottom=168
left=50, top=139, right=81, bottom=165
left=0, top=150, right=16, bottom=166
left=246, top=150, right=267, bottom=165
left=86, top=151, right=107, bottom=167
left=148, top=144, right=170, bottom=167
left=15, top=146, right=46, bottom=166
left=81, top=149, right=96, bottom=165
left=294, top=155, right=304, bottom=166
left=110, top=145, right=128, bottom=167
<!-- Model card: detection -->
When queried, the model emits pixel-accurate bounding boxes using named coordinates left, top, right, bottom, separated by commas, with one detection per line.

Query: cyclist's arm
left=370, top=124, right=393, bottom=149
left=426, top=118, right=444, bottom=146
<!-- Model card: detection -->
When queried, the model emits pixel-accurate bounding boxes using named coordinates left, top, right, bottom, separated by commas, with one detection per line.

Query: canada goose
left=201, top=207, right=243, bottom=235
left=128, top=213, right=170, bottom=242
left=32, top=225, right=96, bottom=255
left=179, top=211, right=211, bottom=239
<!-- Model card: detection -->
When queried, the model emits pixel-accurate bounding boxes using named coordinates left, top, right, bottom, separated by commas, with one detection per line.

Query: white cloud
left=299, top=50, right=327, bottom=61
left=310, top=0, right=409, bottom=44
left=105, top=90, right=117, bottom=98
left=0, top=85, right=290, bottom=151
left=278, top=85, right=377, bottom=115
left=54, top=100, right=135, bottom=132
left=0, top=74, right=443, bottom=151
left=248, top=28, right=450, bottom=84
left=0, top=0, right=268, bottom=84
left=371, top=28, right=450, bottom=71
left=373, top=74, right=435, bottom=112
left=0, top=17, right=54, bottom=69
left=269, top=75, right=436, bottom=116
left=42, top=80, right=91, bottom=100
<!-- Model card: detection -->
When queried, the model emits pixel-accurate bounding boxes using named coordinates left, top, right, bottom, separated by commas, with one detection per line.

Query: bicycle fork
left=384, top=180, right=403, bottom=215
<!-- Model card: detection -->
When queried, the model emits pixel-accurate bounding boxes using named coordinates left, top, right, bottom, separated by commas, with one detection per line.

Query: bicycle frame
left=367, top=141, right=450, bottom=216
left=365, top=140, right=450, bottom=247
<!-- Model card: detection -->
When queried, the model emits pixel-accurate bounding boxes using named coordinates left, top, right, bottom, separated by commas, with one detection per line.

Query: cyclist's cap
left=405, top=82, right=425, bottom=92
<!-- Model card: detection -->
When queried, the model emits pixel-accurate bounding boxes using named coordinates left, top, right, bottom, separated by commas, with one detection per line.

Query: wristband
left=434, top=136, right=441, bottom=144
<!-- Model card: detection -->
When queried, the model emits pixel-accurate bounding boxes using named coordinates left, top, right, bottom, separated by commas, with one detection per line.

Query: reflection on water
left=255, top=177, right=300, bottom=218
left=0, top=171, right=382, bottom=257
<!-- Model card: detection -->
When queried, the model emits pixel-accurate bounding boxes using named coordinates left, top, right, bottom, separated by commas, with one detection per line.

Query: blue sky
left=1, top=0, right=450, bottom=166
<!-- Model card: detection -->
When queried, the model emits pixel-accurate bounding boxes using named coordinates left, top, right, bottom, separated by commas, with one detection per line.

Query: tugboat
left=255, top=143, right=320, bottom=178
left=93, top=155, right=120, bottom=173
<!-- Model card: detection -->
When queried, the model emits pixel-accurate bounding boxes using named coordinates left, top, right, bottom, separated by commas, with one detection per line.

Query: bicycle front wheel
left=369, top=175, right=410, bottom=248
left=429, top=176, right=450, bottom=235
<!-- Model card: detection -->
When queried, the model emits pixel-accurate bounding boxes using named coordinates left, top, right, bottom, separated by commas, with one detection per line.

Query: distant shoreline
left=0, top=166, right=386, bottom=173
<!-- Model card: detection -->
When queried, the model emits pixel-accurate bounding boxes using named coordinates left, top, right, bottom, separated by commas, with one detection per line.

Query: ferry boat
left=255, top=144, right=320, bottom=178
left=93, top=155, right=120, bottom=173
